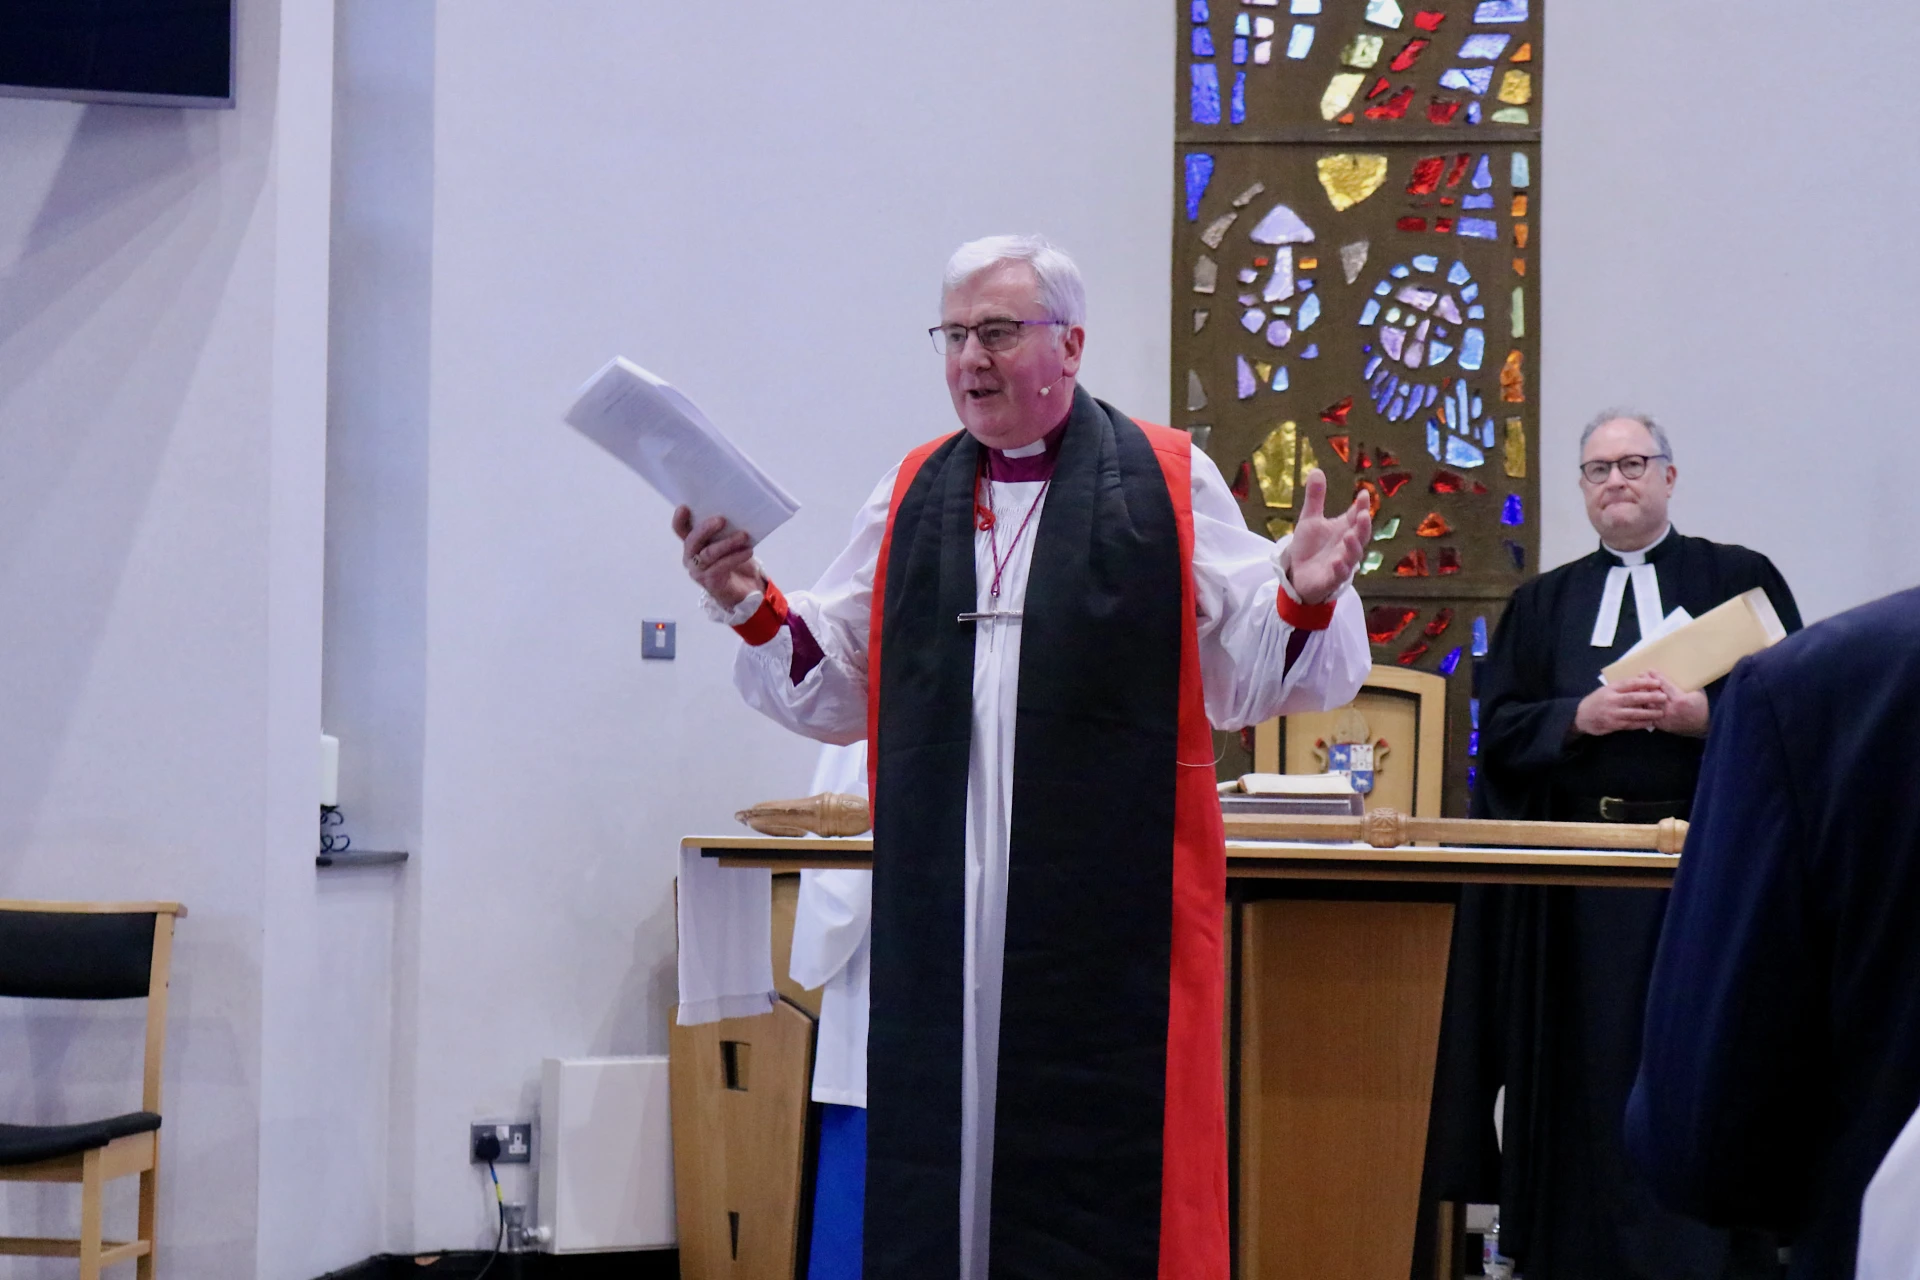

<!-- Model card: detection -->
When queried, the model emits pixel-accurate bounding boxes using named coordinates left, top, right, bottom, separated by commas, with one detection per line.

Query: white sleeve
left=725, top=465, right=898, bottom=746
left=1188, top=445, right=1372, bottom=730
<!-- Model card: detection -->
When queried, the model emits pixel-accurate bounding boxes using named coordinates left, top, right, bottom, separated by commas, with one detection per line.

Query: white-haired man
left=673, top=235, right=1372, bottom=1278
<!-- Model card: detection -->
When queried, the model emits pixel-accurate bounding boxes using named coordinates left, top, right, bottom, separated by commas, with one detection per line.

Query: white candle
left=320, top=734, right=340, bottom=808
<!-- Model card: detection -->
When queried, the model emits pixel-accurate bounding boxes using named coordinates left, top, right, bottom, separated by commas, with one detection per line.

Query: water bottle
left=1483, top=1210, right=1514, bottom=1279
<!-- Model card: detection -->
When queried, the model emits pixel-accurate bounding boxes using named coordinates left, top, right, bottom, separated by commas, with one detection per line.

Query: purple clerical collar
left=985, top=419, right=1070, bottom=482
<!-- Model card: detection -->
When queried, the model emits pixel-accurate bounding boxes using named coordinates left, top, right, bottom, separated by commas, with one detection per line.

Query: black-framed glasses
left=929, top=318, right=1065, bottom=355
left=1579, top=454, right=1669, bottom=485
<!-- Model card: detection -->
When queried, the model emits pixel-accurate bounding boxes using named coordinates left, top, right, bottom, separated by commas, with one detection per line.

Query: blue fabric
left=808, top=1103, right=866, bottom=1280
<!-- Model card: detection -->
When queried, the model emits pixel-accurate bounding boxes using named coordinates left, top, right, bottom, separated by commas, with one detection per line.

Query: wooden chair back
left=1250, top=664, right=1449, bottom=817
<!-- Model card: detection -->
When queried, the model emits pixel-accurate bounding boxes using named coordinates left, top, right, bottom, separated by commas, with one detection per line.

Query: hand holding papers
left=1600, top=587, right=1787, bottom=693
left=565, top=357, right=799, bottom=545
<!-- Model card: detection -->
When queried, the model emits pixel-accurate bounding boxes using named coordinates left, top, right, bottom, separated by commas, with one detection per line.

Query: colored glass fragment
left=1438, top=547, right=1462, bottom=574
left=1376, top=446, right=1400, bottom=467
left=1192, top=64, right=1222, bottom=124
left=1445, top=436, right=1486, bottom=467
left=1466, top=101, right=1482, bottom=124
left=1513, top=257, right=1526, bottom=275
left=1267, top=517, right=1295, bottom=539
left=1254, top=361, right=1273, bottom=383
left=1445, top=152, right=1471, bottom=187
left=1411, top=253, right=1438, bottom=272
left=1193, top=27, right=1216, bottom=57
left=1438, top=646, right=1464, bottom=676
left=1297, top=293, right=1322, bottom=330
left=1189, top=425, right=1213, bottom=451
left=1436, top=294, right=1463, bottom=324
left=1299, top=257, right=1317, bottom=269
left=1503, top=539, right=1525, bottom=570
left=1340, top=241, right=1370, bottom=284
left=1458, top=33, right=1510, bottom=59
left=1356, top=451, right=1373, bottom=470
left=1254, top=41, right=1272, bottom=65
left=1428, top=98, right=1463, bottom=124
left=1303, top=344, right=1318, bottom=359
left=1472, top=616, right=1490, bottom=655
left=1473, top=0, right=1527, bottom=21
left=1354, top=479, right=1382, bottom=517
left=1191, top=0, right=1208, bottom=20
left=1327, top=436, right=1352, bottom=465
left=1513, top=222, right=1530, bottom=249
left=1458, top=218, right=1498, bottom=240
left=1501, top=493, right=1523, bottom=525
left=1390, top=38, right=1431, bottom=71
left=1231, top=71, right=1247, bottom=123
left=1320, top=73, right=1368, bottom=121
left=1511, top=287, right=1525, bottom=338
left=1359, top=299, right=1381, bottom=325
left=1361, top=550, right=1384, bottom=575
left=1379, top=470, right=1412, bottom=496
left=1235, top=14, right=1250, bottom=35
left=1272, top=365, right=1290, bottom=391
left=1367, top=605, right=1419, bottom=644
left=1266, top=319, right=1293, bottom=346
left=1233, top=36, right=1248, bottom=63
left=1408, top=155, right=1446, bottom=194
left=1500, top=349, right=1525, bottom=401
left=1462, top=192, right=1494, bottom=209
left=1429, top=469, right=1465, bottom=493
left=1414, top=10, right=1445, bottom=30
left=1397, top=640, right=1431, bottom=665
left=1511, top=194, right=1528, bottom=217
left=1367, top=75, right=1393, bottom=99
left=1510, top=41, right=1532, bottom=61
left=1395, top=550, right=1430, bottom=577
left=1498, top=69, right=1532, bottom=104
left=1322, top=397, right=1354, bottom=427
left=1193, top=309, right=1209, bottom=333
left=1366, top=87, right=1415, bottom=119
left=1187, top=369, right=1208, bottom=412
left=1288, top=24, right=1316, bottom=58
left=1199, top=212, right=1238, bottom=249
left=1264, top=247, right=1295, bottom=302
left=1250, top=204, right=1315, bottom=245
left=1184, top=154, right=1216, bottom=222
left=1255, top=16, right=1276, bottom=36
left=1316, top=154, right=1389, bottom=209
left=1503, top=417, right=1525, bottom=477
left=1471, top=153, right=1493, bottom=188
left=1236, top=356, right=1257, bottom=400
left=1365, top=0, right=1404, bottom=29
left=1398, top=216, right=1428, bottom=232
left=1490, top=107, right=1528, bottom=124
left=1416, top=512, right=1452, bottom=537
left=1424, top=607, right=1455, bottom=638
left=1434, top=217, right=1455, bottom=232
left=1252, top=422, right=1299, bottom=509
left=1231, top=460, right=1252, bottom=500
left=1440, top=66, right=1494, bottom=94
left=1510, top=155, right=1531, bottom=190
left=1341, top=33, right=1385, bottom=67
left=1241, top=309, right=1264, bottom=332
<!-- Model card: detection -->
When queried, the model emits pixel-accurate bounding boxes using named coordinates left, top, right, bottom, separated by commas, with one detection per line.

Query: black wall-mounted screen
left=0, top=0, right=233, bottom=107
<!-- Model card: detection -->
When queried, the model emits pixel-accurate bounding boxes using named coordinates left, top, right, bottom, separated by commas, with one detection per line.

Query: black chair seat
left=0, top=1113, right=161, bottom=1166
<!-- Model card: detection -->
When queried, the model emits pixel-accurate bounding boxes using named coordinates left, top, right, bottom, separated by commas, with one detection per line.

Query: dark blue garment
left=809, top=1104, right=866, bottom=1280
left=1627, top=586, right=1920, bottom=1280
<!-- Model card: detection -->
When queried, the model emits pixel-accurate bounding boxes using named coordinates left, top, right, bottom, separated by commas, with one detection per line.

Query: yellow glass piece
left=1361, top=550, right=1385, bottom=575
left=1252, top=421, right=1300, bottom=509
left=1340, top=33, right=1384, bottom=68
left=1320, top=73, right=1368, bottom=121
left=1267, top=517, right=1296, bottom=540
left=1498, top=70, right=1532, bottom=105
left=1490, top=107, right=1529, bottom=124
left=1255, top=361, right=1274, bottom=383
left=1511, top=194, right=1528, bottom=217
left=1514, top=222, right=1530, bottom=249
left=1316, top=153, right=1390, bottom=211
left=1511, top=287, right=1525, bottom=338
left=1299, top=257, right=1319, bottom=270
left=1504, top=417, right=1527, bottom=478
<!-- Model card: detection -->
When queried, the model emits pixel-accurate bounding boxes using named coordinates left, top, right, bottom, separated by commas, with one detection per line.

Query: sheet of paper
left=1600, top=588, right=1786, bottom=692
left=565, top=357, right=800, bottom=545
left=1238, top=772, right=1358, bottom=796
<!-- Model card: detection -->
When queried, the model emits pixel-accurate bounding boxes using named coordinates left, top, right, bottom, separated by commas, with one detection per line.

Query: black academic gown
left=1627, top=586, right=1920, bottom=1280
left=1417, top=531, right=1801, bottom=1280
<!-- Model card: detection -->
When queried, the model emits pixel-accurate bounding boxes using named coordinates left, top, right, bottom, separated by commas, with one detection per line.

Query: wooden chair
left=1251, top=663, right=1449, bottom=816
left=0, top=900, right=185, bottom=1279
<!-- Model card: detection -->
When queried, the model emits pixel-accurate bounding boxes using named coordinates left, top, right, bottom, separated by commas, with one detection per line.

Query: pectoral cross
left=959, top=610, right=1024, bottom=654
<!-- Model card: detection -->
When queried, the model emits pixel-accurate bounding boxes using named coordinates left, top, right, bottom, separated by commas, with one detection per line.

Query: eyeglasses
left=1578, top=454, right=1669, bottom=485
left=929, top=318, right=1065, bottom=355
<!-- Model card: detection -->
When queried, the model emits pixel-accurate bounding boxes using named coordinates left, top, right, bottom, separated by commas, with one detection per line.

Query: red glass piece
left=1438, top=546, right=1463, bottom=575
left=1396, top=640, right=1431, bottom=666
left=1321, top=396, right=1354, bottom=425
left=1397, top=216, right=1428, bottom=232
left=1327, top=434, right=1352, bottom=464
left=1379, top=470, right=1413, bottom=496
left=1427, top=98, right=1462, bottom=125
left=1445, top=152, right=1472, bottom=188
left=1390, top=38, right=1431, bottom=71
left=1365, top=86, right=1415, bottom=120
left=1413, top=10, right=1446, bottom=31
left=1472, top=481, right=1489, bottom=495
left=1367, top=76, right=1393, bottom=100
left=1375, top=447, right=1400, bottom=467
left=1394, top=550, right=1430, bottom=577
left=1338, top=112, right=1356, bottom=124
left=1357, top=451, right=1374, bottom=470
left=1254, top=256, right=1270, bottom=267
left=1231, top=461, right=1252, bottom=500
left=1408, top=154, right=1447, bottom=195
left=1355, top=479, right=1382, bottom=517
left=1429, top=469, right=1466, bottom=494
left=1423, top=606, right=1455, bottom=638
left=1366, top=605, right=1420, bottom=645
left=1434, top=217, right=1455, bottom=233
left=1416, top=512, right=1452, bottom=537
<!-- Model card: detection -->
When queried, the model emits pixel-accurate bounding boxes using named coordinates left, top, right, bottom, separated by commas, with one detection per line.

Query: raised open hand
left=673, top=506, right=762, bottom=611
left=1284, top=468, right=1373, bottom=604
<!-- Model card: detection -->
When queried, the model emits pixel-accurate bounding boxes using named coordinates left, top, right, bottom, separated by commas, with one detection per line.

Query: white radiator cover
left=537, top=1055, right=677, bottom=1252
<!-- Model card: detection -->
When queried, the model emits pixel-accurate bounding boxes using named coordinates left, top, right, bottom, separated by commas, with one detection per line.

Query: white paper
left=1237, top=771, right=1358, bottom=796
left=1609, top=605, right=1694, bottom=673
left=565, top=357, right=800, bottom=545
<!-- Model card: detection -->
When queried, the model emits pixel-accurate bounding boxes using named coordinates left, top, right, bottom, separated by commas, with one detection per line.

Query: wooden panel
left=769, top=873, right=822, bottom=1019
left=670, top=999, right=815, bottom=1280
left=1285, top=689, right=1422, bottom=814
left=1238, top=899, right=1454, bottom=1280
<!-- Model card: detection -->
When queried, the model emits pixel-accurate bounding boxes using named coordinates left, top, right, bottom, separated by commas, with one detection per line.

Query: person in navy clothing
left=1627, top=585, right=1920, bottom=1280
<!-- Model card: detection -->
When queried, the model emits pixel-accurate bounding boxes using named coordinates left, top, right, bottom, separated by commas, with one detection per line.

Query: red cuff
left=1275, top=586, right=1337, bottom=632
left=733, top=580, right=790, bottom=646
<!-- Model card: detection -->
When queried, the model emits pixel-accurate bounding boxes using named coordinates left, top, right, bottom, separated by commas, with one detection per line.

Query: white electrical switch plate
left=642, top=619, right=676, bottom=659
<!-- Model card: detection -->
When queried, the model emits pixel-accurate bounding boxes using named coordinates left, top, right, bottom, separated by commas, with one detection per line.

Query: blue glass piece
left=1424, top=384, right=1439, bottom=406
left=1471, top=394, right=1483, bottom=418
left=1375, top=280, right=1393, bottom=296
left=1470, top=696, right=1480, bottom=728
left=1412, top=254, right=1439, bottom=272
left=1440, top=646, right=1464, bottom=677
left=1511, top=153, right=1531, bottom=188
left=1466, top=101, right=1483, bottom=124
left=1458, top=33, right=1510, bottom=59
left=1502, top=493, right=1523, bottom=526
left=1474, top=0, right=1528, bottom=21
left=1481, top=416, right=1496, bottom=446
left=1300, top=278, right=1316, bottom=290
left=1468, top=765, right=1478, bottom=790
left=1271, top=365, right=1289, bottom=391
left=1457, top=218, right=1498, bottom=239
left=1427, top=422, right=1442, bottom=458
left=1429, top=340, right=1454, bottom=365
left=1462, top=193, right=1494, bottom=209
left=1287, top=23, right=1316, bottom=58
left=1231, top=71, right=1247, bottom=123
left=1460, top=283, right=1479, bottom=301
left=1472, top=616, right=1489, bottom=656
left=1472, top=153, right=1493, bottom=188
left=1359, top=299, right=1382, bottom=325
left=1233, top=36, right=1249, bottom=63
left=1192, top=0, right=1209, bottom=21
left=1391, top=264, right=1412, bottom=278
left=1292, top=0, right=1322, bottom=11
left=1448, top=261, right=1471, bottom=286
left=1183, top=154, right=1215, bottom=221
left=1466, top=728, right=1478, bottom=755
left=1459, top=327, right=1485, bottom=370
left=1436, top=324, right=1450, bottom=337
left=1191, top=64, right=1222, bottom=124
left=1297, top=292, right=1322, bottom=329
left=1235, top=13, right=1251, bottom=34
left=1364, top=354, right=1383, bottom=378
left=1192, top=27, right=1216, bottom=56
left=1504, top=539, right=1526, bottom=570
left=1446, top=436, right=1485, bottom=468
left=1440, top=67, right=1494, bottom=94
left=1237, top=355, right=1257, bottom=399
left=1467, top=304, right=1485, bottom=319
left=1303, top=343, right=1318, bottom=359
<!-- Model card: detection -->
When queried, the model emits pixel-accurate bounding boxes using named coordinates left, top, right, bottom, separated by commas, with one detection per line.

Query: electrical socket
left=470, top=1121, right=533, bottom=1164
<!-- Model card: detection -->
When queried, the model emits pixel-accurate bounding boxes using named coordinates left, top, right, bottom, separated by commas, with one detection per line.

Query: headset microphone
left=1038, top=370, right=1069, bottom=397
